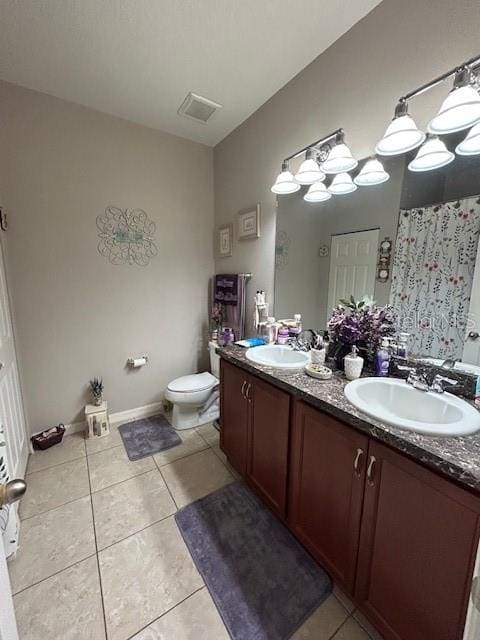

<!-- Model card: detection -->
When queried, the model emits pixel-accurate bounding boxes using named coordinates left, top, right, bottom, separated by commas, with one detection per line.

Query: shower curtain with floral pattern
left=389, top=196, right=480, bottom=360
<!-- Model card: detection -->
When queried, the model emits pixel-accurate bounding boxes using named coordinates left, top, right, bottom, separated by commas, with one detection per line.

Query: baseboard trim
left=34, top=401, right=165, bottom=438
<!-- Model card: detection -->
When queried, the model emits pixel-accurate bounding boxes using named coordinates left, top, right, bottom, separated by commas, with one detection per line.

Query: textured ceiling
left=0, top=0, right=381, bottom=146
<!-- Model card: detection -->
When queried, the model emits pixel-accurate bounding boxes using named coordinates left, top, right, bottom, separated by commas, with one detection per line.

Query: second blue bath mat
left=119, top=414, right=181, bottom=461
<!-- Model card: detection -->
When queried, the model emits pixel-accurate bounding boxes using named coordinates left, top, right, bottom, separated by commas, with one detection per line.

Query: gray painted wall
left=0, top=81, right=214, bottom=433
left=214, top=0, right=480, bottom=325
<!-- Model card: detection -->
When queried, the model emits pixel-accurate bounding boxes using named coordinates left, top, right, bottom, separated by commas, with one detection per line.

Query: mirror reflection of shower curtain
left=390, top=196, right=480, bottom=359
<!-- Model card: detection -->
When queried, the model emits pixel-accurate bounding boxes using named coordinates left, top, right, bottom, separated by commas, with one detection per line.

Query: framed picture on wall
left=218, top=223, right=233, bottom=258
left=237, top=204, right=260, bottom=240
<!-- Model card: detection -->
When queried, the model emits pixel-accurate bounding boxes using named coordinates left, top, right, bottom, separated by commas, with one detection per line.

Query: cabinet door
left=219, top=360, right=249, bottom=476
left=356, top=440, right=480, bottom=640
left=288, top=401, right=368, bottom=593
left=247, top=376, right=290, bottom=518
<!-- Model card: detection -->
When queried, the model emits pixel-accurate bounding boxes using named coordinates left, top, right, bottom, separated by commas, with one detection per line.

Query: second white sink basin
left=344, top=377, right=480, bottom=437
left=245, top=344, right=310, bottom=370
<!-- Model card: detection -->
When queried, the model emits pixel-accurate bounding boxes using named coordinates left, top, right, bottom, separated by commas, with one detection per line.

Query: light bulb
left=328, top=173, right=357, bottom=195
left=304, top=182, right=332, bottom=203
left=455, top=122, right=480, bottom=156
left=321, top=133, right=357, bottom=174
left=428, top=69, right=480, bottom=134
left=408, top=137, right=455, bottom=172
left=354, top=158, right=390, bottom=186
left=271, top=162, right=300, bottom=194
left=376, top=101, right=425, bottom=156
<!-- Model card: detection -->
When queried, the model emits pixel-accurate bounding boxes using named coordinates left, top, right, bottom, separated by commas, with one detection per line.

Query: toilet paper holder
left=127, top=355, right=149, bottom=367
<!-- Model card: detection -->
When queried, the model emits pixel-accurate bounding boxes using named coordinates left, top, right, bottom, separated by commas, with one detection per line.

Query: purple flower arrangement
left=327, top=296, right=396, bottom=356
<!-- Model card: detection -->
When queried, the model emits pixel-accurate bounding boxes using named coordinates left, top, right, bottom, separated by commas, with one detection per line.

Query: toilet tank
left=209, top=341, right=220, bottom=378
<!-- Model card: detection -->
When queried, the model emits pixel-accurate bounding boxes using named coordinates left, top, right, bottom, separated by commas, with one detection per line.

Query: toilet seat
left=167, top=371, right=217, bottom=394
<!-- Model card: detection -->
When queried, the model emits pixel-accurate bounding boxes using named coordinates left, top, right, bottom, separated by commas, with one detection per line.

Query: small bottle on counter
left=397, top=333, right=409, bottom=358
left=344, top=345, right=364, bottom=380
left=277, top=326, right=290, bottom=345
left=375, top=337, right=391, bottom=377
left=265, top=317, right=277, bottom=344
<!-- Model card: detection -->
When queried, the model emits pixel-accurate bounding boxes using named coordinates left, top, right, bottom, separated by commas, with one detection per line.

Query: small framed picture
left=218, top=224, right=233, bottom=258
left=237, top=204, right=260, bottom=240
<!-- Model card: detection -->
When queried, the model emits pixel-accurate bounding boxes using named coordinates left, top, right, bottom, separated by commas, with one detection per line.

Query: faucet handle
left=430, top=374, right=458, bottom=393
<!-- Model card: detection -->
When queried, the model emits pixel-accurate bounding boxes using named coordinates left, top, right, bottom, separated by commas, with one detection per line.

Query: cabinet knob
left=245, top=383, right=252, bottom=401
left=241, top=381, right=247, bottom=398
left=367, top=455, right=377, bottom=485
left=353, top=448, right=364, bottom=475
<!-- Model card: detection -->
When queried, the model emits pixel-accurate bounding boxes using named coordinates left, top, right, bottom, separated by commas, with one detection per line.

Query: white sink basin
left=245, top=344, right=310, bottom=370
left=344, top=377, right=480, bottom=437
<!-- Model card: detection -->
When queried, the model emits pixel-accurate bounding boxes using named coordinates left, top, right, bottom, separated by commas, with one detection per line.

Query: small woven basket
left=31, top=424, right=66, bottom=450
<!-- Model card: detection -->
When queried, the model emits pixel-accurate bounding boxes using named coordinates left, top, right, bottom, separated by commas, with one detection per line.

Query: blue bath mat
left=175, top=481, right=332, bottom=640
left=119, top=414, right=181, bottom=461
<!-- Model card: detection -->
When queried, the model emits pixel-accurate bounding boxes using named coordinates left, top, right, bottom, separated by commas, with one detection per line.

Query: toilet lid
left=167, top=372, right=217, bottom=393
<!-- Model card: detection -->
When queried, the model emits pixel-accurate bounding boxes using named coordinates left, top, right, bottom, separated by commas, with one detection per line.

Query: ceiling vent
left=177, top=92, right=222, bottom=124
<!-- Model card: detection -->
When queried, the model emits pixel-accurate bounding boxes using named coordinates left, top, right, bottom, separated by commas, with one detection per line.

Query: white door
left=327, top=229, right=379, bottom=313
left=463, top=241, right=480, bottom=366
left=0, top=237, right=28, bottom=640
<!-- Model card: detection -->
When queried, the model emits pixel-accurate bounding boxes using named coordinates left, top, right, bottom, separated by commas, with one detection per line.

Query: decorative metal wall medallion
left=96, top=206, right=158, bottom=266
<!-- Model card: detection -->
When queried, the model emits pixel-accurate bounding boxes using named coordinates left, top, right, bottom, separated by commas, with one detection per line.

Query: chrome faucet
left=441, top=358, right=457, bottom=370
left=406, top=368, right=458, bottom=393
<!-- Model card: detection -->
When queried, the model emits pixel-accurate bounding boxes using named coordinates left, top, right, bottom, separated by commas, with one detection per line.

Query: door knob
left=0, top=479, right=27, bottom=507
left=468, top=332, right=480, bottom=340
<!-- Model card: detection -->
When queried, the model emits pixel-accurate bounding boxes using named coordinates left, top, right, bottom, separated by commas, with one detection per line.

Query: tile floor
left=10, top=421, right=383, bottom=640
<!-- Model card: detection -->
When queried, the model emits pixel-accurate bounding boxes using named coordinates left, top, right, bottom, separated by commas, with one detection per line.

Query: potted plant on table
left=327, top=296, right=396, bottom=369
left=89, top=377, right=104, bottom=406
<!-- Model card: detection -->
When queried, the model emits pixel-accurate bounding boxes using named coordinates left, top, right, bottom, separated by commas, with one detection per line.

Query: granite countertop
left=217, top=345, right=480, bottom=494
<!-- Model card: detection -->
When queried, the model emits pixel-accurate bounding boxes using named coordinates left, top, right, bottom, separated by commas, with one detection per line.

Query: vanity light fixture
left=328, top=172, right=358, bottom=195
left=272, top=128, right=343, bottom=196
left=271, top=161, right=300, bottom=194
left=354, top=157, right=390, bottom=186
left=456, top=122, right=480, bottom=155
left=408, top=136, right=455, bottom=172
left=294, top=149, right=326, bottom=184
left=321, top=131, right=358, bottom=174
left=375, top=100, right=426, bottom=156
left=428, top=67, right=480, bottom=135
left=304, top=182, right=332, bottom=203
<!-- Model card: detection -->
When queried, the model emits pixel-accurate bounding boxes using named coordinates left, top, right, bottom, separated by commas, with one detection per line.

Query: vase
left=94, top=395, right=102, bottom=407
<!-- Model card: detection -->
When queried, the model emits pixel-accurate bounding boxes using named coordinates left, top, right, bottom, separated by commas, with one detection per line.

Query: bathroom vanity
left=218, top=346, right=480, bottom=640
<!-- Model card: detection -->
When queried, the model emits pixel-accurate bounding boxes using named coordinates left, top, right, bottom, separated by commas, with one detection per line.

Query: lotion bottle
left=375, top=337, right=391, bottom=377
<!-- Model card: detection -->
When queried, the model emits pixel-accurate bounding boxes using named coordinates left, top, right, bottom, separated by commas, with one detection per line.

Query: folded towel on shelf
left=214, top=274, right=239, bottom=305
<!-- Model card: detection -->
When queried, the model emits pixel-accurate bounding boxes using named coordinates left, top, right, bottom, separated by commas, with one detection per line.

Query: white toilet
left=165, top=341, right=220, bottom=430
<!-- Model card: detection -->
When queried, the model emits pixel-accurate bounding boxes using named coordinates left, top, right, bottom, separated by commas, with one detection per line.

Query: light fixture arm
left=283, top=128, right=343, bottom=162
left=399, top=53, right=480, bottom=103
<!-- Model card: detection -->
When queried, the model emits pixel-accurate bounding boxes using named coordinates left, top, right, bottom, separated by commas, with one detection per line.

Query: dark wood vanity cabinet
left=220, top=359, right=250, bottom=475
left=220, top=361, right=480, bottom=640
left=289, top=401, right=368, bottom=593
left=355, top=440, right=480, bottom=640
left=220, top=360, right=290, bottom=518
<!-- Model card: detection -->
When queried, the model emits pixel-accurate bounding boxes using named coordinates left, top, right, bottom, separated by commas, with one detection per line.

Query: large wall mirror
left=274, top=132, right=480, bottom=370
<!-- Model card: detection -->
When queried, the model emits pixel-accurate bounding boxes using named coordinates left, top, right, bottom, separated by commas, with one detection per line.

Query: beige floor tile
left=333, top=584, right=356, bottom=614
left=195, top=422, right=220, bottom=447
left=20, top=457, right=90, bottom=519
left=292, top=594, right=350, bottom=639
left=333, top=616, right=372, bottom=640
left=161, top=449, right=234, bottom=508
left=88, top=444, right=155, bottom=492
left=13, top=556, right=105, bottom=640
left=92, top=469, right=176, bottom=549
left=132, top=587, right=229, bottom=640
left=26, top=432, right=86, bottom=474
left=153, top=428, right=208, bottom=467
left=9, top=495, right=95, bottom=593
left=353, top=611, right=384, bottom=640
left=99, top=515, right=203, bottom=640
left=86, top=424, right=123, bottom=455
left=211, top=444, right=241, bottom=479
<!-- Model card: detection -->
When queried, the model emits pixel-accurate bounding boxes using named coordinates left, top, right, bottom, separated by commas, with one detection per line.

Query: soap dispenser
left=344, top=345, right=364, bottom=381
